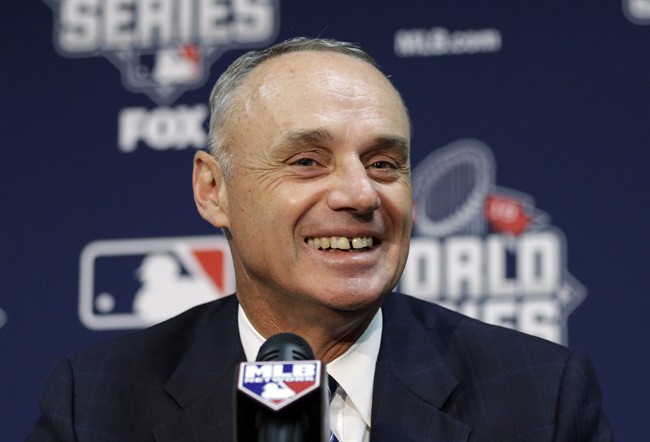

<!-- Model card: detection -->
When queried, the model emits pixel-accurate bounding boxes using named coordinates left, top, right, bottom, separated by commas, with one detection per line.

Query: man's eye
left=293, top=158, right=317, bottom=167
left=370, top=161, right=394, bottom=169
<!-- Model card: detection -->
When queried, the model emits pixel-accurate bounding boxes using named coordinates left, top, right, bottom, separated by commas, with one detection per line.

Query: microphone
left=234, top=333, right=329, bottom=442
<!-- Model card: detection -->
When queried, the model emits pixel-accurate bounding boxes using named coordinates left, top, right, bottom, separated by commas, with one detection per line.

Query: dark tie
left=328, top=375, right=340, bottom=442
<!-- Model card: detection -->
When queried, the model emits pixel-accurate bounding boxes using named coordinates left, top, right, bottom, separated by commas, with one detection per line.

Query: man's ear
left=192, top=150, right=230, bottom=229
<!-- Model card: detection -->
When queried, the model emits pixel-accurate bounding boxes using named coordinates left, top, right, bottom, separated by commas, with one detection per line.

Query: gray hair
left=207, top=37, right=381, bottom=180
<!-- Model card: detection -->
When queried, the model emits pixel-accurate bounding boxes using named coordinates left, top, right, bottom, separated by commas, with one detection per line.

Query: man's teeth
left=307, top=236, right=374, bottom=250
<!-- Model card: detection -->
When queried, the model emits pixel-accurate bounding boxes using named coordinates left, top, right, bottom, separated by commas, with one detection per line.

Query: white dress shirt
left=238, top=306, right=382, bottom=442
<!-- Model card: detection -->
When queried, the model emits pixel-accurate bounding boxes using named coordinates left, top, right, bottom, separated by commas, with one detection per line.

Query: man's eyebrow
left=272, top=129, right=409, bottom=158
left=277, top=128, right=334, bottom=147
left=372, top=135, right=410, bottom=151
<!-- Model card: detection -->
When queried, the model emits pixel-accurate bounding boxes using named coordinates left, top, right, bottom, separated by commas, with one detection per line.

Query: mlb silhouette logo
left=151, top=45, right=202, bottom=86
left=79, top=235, right=234, bottom=330
left=133, top=44, right=202, bottom=89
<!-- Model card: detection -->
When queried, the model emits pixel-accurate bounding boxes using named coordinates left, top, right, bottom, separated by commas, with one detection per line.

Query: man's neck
left=237, top=292, right=381, bottom=363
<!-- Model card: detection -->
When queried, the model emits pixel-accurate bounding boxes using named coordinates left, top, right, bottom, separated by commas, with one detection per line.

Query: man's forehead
left=243, top=50, right=394, bottom=97
left=230, top=50, right=411, bottom=143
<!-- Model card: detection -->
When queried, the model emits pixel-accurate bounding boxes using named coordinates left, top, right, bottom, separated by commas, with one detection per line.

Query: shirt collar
left=238, top=305, right=382, bottom=427
left=238, top=305, right=266, bottom=362
left=326, top=309, right=382, bottom=428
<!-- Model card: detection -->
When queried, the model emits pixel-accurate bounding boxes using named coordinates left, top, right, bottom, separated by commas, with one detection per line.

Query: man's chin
left=318, top=287, right=389, bottom=313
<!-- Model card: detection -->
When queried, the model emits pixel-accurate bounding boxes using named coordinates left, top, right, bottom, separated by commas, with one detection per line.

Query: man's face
left=217, top=51, right=411, bottom=315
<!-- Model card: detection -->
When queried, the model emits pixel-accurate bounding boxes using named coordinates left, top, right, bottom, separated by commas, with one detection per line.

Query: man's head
left=193, top=37, right=412, bottom=340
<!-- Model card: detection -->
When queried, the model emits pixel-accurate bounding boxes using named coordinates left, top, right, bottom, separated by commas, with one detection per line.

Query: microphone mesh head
left=256, top=332, right=315, bottom=361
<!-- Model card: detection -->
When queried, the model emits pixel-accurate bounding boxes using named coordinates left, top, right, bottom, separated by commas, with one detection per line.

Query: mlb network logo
left=238, top=361, right=322, bottom=411
left=79, top=235, right=235, bottom=330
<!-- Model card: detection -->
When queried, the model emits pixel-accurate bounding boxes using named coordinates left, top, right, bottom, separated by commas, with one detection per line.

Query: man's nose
left=327, top=161, right=381, bottom=214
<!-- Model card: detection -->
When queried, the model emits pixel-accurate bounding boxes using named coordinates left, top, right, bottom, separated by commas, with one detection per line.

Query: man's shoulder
left=376, top=297, right=610, bottom=440
left=383, top=293, right=573, bottom=365
left=69, top=295, right=239, bottom=376
left=30, top=296, right=241, bottom=440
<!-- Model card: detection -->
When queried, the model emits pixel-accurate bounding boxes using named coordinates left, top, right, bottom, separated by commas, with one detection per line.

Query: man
left=29, top=37, right=612, bottom=441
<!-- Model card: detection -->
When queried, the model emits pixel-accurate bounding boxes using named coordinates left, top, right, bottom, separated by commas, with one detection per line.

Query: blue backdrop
left=2, top=1, right=649, bottom=440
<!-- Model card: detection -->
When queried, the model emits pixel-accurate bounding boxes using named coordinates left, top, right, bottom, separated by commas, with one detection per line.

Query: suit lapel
left=371, top=294, right=471, bottom=441
left=153, top=295, right=245, bottom=441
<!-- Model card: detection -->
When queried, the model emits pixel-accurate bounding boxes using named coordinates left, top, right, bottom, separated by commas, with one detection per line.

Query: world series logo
left=44, top=0, right=281, bottom=105
left=399, top=139, right=586, bottom=345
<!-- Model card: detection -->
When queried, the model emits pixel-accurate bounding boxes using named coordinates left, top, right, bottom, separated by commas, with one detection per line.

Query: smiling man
left=29, top=38, right=612, bottom=442
left=193, top=42, right=412, bottom=365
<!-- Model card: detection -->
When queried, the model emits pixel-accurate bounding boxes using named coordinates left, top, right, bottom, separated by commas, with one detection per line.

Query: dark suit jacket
left=28, top=293, right=612, bottom=441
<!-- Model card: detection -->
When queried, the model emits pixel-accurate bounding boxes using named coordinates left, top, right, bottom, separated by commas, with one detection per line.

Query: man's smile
left=306, top=235, right=376, bottom=251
